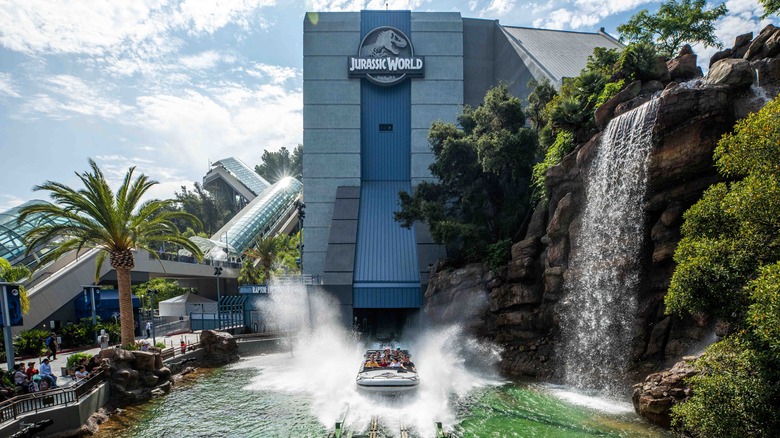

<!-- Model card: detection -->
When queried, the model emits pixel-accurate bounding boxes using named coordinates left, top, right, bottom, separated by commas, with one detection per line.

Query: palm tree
left=18, top=159, right=204, bottom=345
left=0, top=257, right=30, bottom=314
left=243, top=235, right=282, bottom=284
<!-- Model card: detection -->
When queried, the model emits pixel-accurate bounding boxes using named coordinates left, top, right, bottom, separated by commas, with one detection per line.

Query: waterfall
left=560, top=98, right=660, bottom=396
left=752, top=69, right=770, bottom=104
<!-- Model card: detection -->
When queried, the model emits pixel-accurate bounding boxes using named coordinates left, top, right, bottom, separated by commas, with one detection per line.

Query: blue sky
left=0, top=0, right=774, bottom=211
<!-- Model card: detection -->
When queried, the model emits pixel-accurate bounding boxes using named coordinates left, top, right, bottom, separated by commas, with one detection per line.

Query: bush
left=618, top=42, right=659, bottom=81
left=595, top=80, right=626, bottom=107
left=486, top=239, right=513, bottom=272
left=66, top=352, right=92, bottom=369
left=531, top=131, right=575, bottom=201
left=60, top=320, right=97, bottom=348
left=13, top=329, right=48, bottom=357
left=671, top=336, right=780, bottom=437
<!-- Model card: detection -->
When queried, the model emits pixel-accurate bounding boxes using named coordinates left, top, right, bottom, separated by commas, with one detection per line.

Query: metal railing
left=0, top=370, right=106, bottom=425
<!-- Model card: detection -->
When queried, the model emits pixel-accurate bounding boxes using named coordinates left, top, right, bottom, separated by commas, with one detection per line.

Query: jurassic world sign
left=348, top=26, right=424, bottom=86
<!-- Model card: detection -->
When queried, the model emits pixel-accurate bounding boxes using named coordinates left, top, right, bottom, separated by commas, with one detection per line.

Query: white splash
left=238, top=282, right=503, bottom=436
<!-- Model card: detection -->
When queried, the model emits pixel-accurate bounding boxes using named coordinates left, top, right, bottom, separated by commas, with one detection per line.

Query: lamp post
left=294, top=200, right=306, bottom=274
left=0, top=282, right=21, bottom=370
left=214, top=266, right=223, bottom=330
left=82, top=285, right=100, bottom=326
left=147, top=289, right=157, bottom=346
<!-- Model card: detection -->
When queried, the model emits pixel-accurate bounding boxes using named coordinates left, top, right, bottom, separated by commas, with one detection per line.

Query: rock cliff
left=424, top=27, right=780, bottom=391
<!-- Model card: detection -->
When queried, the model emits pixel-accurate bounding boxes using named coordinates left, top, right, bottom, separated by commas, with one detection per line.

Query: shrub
left=13, top=329, right=48, bottom=357
left=595, top=80, right=626, bottom=108
left=66, top=352, right=92, bottom=369
left=618, top=42, right=659, bottom=81
left=531, top=131, right=575, bottom=201
left=486, top=239, right=513, bottom=272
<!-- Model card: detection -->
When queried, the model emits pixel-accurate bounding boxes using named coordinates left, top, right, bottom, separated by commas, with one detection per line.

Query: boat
left=355, top=348, right=419, bottom=394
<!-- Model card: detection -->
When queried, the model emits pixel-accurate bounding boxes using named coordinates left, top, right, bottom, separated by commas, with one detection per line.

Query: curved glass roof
left=211, top=157, right=270, bottom=197
left=210, top=177, right=302, bottom=257
left=0, top=200, right=73, bottom=265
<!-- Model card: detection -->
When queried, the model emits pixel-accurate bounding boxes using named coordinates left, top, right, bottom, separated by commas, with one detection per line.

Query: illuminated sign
left=348, top=26, right=424, bottom=86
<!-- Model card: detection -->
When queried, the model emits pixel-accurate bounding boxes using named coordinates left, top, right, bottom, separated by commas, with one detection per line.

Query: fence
left=153, top=319, right=190, bottom=336
left=190, top=312, right=244, bottom=331
left=0, top=370, right=106, bottom=425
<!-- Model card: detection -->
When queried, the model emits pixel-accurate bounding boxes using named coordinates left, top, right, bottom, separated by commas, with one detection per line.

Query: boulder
left=744, top=25, right=778, bottom=60
left=595, top=80, right=641, bottom=130
left=546, top=193, right=576, bottom=239
left=139, top=371, right=159, bottom=387
left=113, top=348, right=136, bottom=364
left=667, top=47, right=699, bottom=82
left=705, top=58, right=754, bottom=86
left=633, top=356, right=698, bottom=428
left=132, top=351, right=157, bottom=371
left=153, top=366, right=172, bottom=381
left=732, top=32, right=754, bottom=58
left=709, top=48, right=732, bottom=67
left=764, top=30, right=780, bottom=58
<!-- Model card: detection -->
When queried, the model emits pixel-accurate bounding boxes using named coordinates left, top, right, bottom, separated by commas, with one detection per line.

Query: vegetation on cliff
left=395, top=84, right=537, bottom=262
left=666, top=96, right=780, bottom=436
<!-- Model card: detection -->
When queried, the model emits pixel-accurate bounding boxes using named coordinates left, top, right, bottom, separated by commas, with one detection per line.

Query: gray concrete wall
left=303, top=12, right=362, bottom=278
left=463, top=18, right=497, bottom=108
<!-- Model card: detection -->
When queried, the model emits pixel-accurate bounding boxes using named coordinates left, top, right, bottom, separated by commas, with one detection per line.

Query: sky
left=0, top=0, right=774, bottom=211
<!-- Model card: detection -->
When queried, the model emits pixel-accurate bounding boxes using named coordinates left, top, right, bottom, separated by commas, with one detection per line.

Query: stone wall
left=424, top=26, right=780, bottom=383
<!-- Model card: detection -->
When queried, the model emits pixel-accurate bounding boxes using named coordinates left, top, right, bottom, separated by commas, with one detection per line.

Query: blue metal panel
left=353, top=285, right=421, bottom=308
left=354, top=182, right=419, bottom=283
left=360, top=10, right=411, bottom=182
left=354, top=11, right=421, bottom=309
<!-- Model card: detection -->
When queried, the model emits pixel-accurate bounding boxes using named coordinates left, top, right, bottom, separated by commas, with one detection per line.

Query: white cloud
left=0, top=72, right=20, bottom=98
left=133, top=83, right=302, bottom=172
left=15, top=75, right=131, bottom=120
left=180, top=50, right=226, bottom=70
left=306, top=0, right=427, bottom=12
left=533, top=0, right=655, bottom=29
left=173, top=0, right=277, bottom=35
left=244, top=63, right=300, bottom=84
left=0, top=195, right=25, bottom=212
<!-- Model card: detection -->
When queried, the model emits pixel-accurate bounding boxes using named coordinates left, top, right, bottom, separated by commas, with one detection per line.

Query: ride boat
left=355, top=348, right=419, bottom=394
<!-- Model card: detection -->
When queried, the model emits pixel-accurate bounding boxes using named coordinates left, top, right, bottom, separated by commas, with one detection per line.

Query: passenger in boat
left=389, top=358, right=401, bottom=368
left=365, top=357, right=379, bottom=368
left=379, top=356, right=389, bottom=367
left=401, top=356, right=416, bottom=372
left=87, top=355, right=102, bottom=373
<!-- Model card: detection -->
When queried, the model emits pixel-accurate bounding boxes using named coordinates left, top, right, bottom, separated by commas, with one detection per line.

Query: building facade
left=302, top=10, right=621, bottom=332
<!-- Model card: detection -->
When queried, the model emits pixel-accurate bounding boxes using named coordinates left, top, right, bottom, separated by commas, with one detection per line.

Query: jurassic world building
left=302, top=10, right=621, bottom=334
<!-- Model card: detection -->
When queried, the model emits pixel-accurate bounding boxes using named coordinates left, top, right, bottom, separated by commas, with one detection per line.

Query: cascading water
left=561, top=97, right=660, bottom=397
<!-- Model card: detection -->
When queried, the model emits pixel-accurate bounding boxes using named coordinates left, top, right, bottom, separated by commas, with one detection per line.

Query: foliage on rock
left=617, top=0, right=728, bottom=57
left=531, top=131, right=575, bottom=202
left=667, top=96, right=780, bottom=436
left=396, top=84, right=537, bottom=262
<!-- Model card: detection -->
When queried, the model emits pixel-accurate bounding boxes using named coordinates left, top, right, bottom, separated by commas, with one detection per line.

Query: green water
left=94, top=351, right=666, bottom=438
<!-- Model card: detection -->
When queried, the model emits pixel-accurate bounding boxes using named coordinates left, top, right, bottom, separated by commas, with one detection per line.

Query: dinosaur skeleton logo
left=348, top=26, right=424, bottom=86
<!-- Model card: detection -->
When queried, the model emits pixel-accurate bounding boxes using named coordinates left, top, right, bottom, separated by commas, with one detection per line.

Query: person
left=74, top=366, right=89, bottom=381
left=401, top=355, right=416, bottom=372
left=13, top=364, right=27, bottom=387
left=39, top=358, right=57, bottom=387
left=25, top=362, right=38, bottom=380
left=388, top=358, right=401, bottom=368
left=365, top=357, right=379, bottom=368
left=45, top=332, right=58, bottom=360
left=145, top=321, right=151, bottom=338
left=87, top=355, right=102, bottom=374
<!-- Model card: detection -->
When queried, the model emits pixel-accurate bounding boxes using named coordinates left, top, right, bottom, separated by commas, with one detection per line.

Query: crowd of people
left=0, top=353, right=103, bottom=400
left=363, top=347, right=416, bottom=372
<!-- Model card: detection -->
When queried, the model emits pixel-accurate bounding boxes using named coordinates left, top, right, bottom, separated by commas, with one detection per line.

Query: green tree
left=18, top=159, right=204, bottom=344
left=173, top=182, right=233, bottom=235
left=0, top=257, right=30, bottom=314
left=525, top=78, right=558, bottom=130
left=255, top=144, right=302, bottom=183
left=666, top=97, right=780, bottom=436
left=760, top=0, right=780, bottom=17
left=395, top=85, right=537, bottom=261
left=617, top=0, right=728, bottom=57
left=240, top=232, right=300, bottom=284
left=132, top=278, right=192, bottom=309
